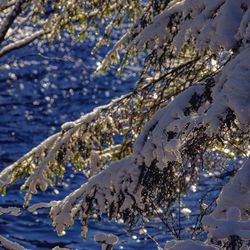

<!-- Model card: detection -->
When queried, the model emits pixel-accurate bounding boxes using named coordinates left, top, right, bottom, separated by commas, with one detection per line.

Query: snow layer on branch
left=208, top=158, right=250, bottom=219
left=0, top=99, right=121, bottom=205
left=203, top=206, right=250, bottom=240
left=52, top=247, right=70, bottom=250
left=94, top=233, right=119, bottom=245
left=28, top=201, right=59, bottom=213
left=0, top=206, right=21, bottom=216
left=50, top=156, right=143, bottom=236
left=164, top=239, right=219, bottom=250
left=134, top=84, right=206, bottom=169
left=135, top=46, right=250, bottom=168
left=36, top=1, right=250, bottom=235
left=205, top=46, right=250, bottom=132
left=0, top=235, right=25, bottom=250
left=130, top=0, right=250, bottom=53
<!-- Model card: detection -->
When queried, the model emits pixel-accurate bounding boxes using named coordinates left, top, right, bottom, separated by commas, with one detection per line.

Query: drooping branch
left=0, top=0, right=249, bottom=245
left=0, top=47, right=213, bottom=206
left=0, top=235, right=25, bottom=250
left=100, top=0, right=250, bottom=73
left=0, top=0, right=26, bottom=45
left=46, top=83, right=210, bottom=233
left=0, top=206, right=21, bottom=216
left=0, top=29, right=45, bottom=57
left=49, top=45, right=250, bottom=236
left=205, top=158, right=250, bottom=220
left=0, top=0, right=17, bottom=12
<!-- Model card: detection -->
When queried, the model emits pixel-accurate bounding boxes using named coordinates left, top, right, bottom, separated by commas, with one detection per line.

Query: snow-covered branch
left=134, top=0, right=250, bottom=52
left=0, top=48, right=210, bottom=206
left=0, top=206, right=21, bottom=216
left=0, top=29, right=45, bottom=57
left=205, top=158, right=250, bottom=220
left=100, top=0, right=250, bottom=72
left=0, top=0, right=17, bottom=12
left=50, top=53, right=250, bottom=234
left=0, top=0, right=249, bottom=247
left=0, top=235, right=25, bottom=250
left=0, top=0, right=25, bottom=45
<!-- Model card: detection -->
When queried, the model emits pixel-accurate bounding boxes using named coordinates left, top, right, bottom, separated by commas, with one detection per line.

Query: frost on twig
left=164, top=239, right=219, bottom=250
left=28, top=201, right=59, bottom=213
left=203, top=206, right=250, bottom=240
left=201, top=158, right=250, bottom=249
left=0, top=0, right=144, bottom=58
left=0, top=206, right=21, bottom=216
left=52, top=247, right=71, bottom=250
left=208, top=158, right=250, bottom=220
left=0, top=235, right=25, bottom=250
left=94, top=233, right=119, bottom=250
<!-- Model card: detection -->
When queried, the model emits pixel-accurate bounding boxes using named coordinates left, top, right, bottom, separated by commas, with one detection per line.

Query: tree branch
left=0, top=0, right=17, bottom=12
left=0, top=30, right=45, bottom=57
left=4, top=11, right=34, bottom=40
left=0, top=0, right=25, bottom=45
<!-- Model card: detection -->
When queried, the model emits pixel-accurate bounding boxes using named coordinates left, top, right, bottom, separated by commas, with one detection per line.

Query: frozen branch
left=0, top=0, right=17, bottom=11
left=0, top=1, right=249, bottom=246
left=206, top=158, right=250, bottom=220
left=0, top=235, right=25, bottom=250
left=0, top=0, right=25, bottom=45
left=0, top=206, right=21, bottom=216
left=50, top=44, right=250, bottom=235
left=0, top=30, right=45, bottom=57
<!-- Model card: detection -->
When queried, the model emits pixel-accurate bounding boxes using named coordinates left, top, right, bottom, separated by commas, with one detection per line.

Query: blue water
left=0, top=33, right=172, bottom=249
